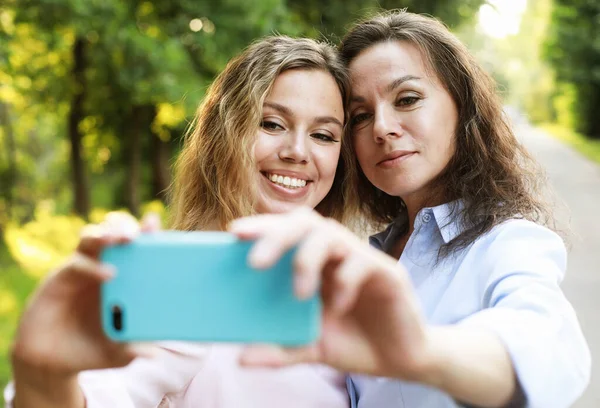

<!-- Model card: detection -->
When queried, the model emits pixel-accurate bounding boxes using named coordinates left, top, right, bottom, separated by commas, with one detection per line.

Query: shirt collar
left=430, top=200, right=465, bottom=243
left=368, top=212, right=407, bottom=252
left=369, top=200, right=466, bottom=249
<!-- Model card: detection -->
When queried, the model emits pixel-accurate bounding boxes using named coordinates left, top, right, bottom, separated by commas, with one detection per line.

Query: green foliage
left=5, top=201, right=86, bottom=277
left=542, top=123, right=600, bottom=164
left=544, top=0, right=600, bottom=138
left=286, top=0, right=484, bottom=41
left=458, top=0, right=557, bottom=125
left=552, top=82, right=578, bottom=129
left=4, top=200, right=169, bottom=279
left=0, top=241, right=37, bottom=392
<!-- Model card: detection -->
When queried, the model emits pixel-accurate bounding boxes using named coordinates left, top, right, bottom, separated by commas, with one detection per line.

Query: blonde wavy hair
left=169, top=36, right=357, bottom=231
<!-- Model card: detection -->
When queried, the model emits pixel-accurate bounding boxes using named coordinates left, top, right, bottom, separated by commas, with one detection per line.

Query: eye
left=395, top=96, right=420, bottom=107
left=349, top=113, right=371, bottom=128
left=261, top=120, right=284, bottom=131
left=311, top=132, right=338, bottom=143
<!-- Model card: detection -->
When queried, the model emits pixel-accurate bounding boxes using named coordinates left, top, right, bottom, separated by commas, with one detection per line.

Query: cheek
left=430, top=98, right=458, bottom=162
left=429, top=121, right=456, bottom=168
left=253, top=131, right=276, bottom=163
left=352, top=134, right=374, bottom=170
left=315, top=145, right=342, bottom=182
left=411, top=110, right=454, bottom=161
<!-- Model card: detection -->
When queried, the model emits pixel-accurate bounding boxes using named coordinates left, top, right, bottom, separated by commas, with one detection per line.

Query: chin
left=256, top=202, right=303, bottom=215
left=376, top=184, right=407, bottom=197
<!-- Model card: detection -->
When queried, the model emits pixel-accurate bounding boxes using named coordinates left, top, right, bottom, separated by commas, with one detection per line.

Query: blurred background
left=1, top=0, right=599, bottom=405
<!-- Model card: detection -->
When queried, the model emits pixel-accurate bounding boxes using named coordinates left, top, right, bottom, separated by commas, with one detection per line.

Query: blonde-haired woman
left=8, top=36, right=357, bottom=408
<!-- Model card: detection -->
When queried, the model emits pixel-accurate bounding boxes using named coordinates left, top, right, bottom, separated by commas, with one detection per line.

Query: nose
left=278, top=130, right=309, bottom=164
left=373, top=105, right=402, bottom=143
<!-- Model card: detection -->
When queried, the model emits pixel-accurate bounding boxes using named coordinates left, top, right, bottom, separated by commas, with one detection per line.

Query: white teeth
left=266, top=173, right=308, bottom=189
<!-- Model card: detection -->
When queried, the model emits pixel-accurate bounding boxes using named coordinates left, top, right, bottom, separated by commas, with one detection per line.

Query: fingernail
left=101, top=265, right=116, bottom=278
left=123, top=224, right=140, bottom=239
left=249, top=250, right=270, bottom=269
left=229, top=218, right=253, bottom=232
left=333, top=292, right=349, bottom=314
left=294, top=275, right=311, bottom=299
left=145, top=213, right=161, bottom=228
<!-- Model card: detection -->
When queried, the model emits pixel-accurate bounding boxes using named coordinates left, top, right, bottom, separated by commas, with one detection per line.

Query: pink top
left=4, top=343, right=349, bottom=408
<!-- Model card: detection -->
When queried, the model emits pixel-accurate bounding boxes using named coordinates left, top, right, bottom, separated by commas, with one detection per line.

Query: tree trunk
left=149, top=106, right=171, bottom=203
left=0, top=102, right=17, bottom=217
left=125, top=105, right=144, bottom=217
left=69, top=37, right=90, bottom=219
left=586, top=83, right=600, bottom=139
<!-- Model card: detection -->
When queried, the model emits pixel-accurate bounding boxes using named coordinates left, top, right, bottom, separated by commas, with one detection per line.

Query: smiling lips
left=265, top=172, right=309, bottom=189
left=377, top=150, right=416, bottom=168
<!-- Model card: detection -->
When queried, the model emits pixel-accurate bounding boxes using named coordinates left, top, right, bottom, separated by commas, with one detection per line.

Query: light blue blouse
left=347, top=202, right=591, bottom=408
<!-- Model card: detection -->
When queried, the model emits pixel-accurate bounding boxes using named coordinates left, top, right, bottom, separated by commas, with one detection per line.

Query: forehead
left=265, top=69, right=344, bottom=118
left=269, top=69, right=337, bottom=95
left=348, top=41, right=434, bottom=89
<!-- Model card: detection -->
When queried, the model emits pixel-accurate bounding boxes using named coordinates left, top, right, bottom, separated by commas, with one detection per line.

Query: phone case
left=100, top=231, right=321, bottom=346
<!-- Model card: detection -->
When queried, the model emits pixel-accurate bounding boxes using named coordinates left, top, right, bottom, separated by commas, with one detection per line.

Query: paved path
left=517, top=123, right=600, bottom=408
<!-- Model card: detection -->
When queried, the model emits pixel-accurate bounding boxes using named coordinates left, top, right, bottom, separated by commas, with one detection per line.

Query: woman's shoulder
left=481, top=218, right=564, bottom=248
left=469, top=218, right=567, bottom=280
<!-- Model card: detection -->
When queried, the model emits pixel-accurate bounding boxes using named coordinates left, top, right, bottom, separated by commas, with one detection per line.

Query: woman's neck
left=390, top=191, right=447, bottom=259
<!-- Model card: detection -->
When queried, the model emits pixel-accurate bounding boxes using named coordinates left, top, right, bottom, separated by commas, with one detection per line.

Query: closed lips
left=378, top=150, right=416, bottom=165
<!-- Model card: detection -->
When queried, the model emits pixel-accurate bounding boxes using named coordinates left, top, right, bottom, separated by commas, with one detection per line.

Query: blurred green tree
left=0, top=0, right=484, bottom=222
left=544, top=0, right=600, bottom=139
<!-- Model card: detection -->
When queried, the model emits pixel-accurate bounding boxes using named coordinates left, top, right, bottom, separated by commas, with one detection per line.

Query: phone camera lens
left=112, top=305, right=123, bottom=332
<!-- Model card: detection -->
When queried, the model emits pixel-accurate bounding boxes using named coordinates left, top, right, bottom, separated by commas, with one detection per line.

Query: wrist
left=409, top=325, right=518, bottom=408
left=406, top=325, right=448, bottom=389
left=11, top=358, right=84, bottom=408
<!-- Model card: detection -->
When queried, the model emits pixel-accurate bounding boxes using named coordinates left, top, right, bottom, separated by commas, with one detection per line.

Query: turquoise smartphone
left=99, top=231, right=320, bottom=346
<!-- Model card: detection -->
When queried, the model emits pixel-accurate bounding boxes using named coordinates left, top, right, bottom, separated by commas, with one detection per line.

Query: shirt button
left=422, top=213, right=432, bottom=223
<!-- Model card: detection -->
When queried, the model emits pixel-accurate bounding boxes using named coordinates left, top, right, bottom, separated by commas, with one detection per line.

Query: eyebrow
left=263, top=101, right=343, bottom=128
left=264, top=101, right=292, bottom=116
left=386, top=75, right=421, bottom=93
left=351, top=75, right=421, bottom=103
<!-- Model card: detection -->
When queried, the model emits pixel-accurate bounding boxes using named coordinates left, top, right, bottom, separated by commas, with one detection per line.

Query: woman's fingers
left=231, top=209, right=373, bottom=305
left=78, top=212, right=142, bottom=259
left=230, top=208, right=319, bottom=270
left=328, top=254, right=374, bottom=315
left=141, top=212, right=162, bottom=232
left=103, top=211, right=141, bottom=239
left=77, top=224, right=114, bottom=258
left=78, top=211, right=160, bottom=264
left=292, top=222, right=347, bottom=299
left=36, top=253, right=114, bottom=299
left=53, top=253, right=115, bottom=284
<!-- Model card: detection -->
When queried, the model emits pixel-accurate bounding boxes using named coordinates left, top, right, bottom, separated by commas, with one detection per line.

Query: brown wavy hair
left=340, top=10, right=556, bottom=257
left=169, top=36, right=356, bottom=231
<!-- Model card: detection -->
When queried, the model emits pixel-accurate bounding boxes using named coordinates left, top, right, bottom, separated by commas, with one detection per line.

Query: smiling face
left=253, top=68, right=344, bottom=214
left=349, top=41, right=458, bottom=208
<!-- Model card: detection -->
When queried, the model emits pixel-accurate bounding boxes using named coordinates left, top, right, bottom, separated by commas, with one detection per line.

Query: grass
left=0, top=240, right=38, bottom=395
left=541, top=123, right=600, bottom=164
